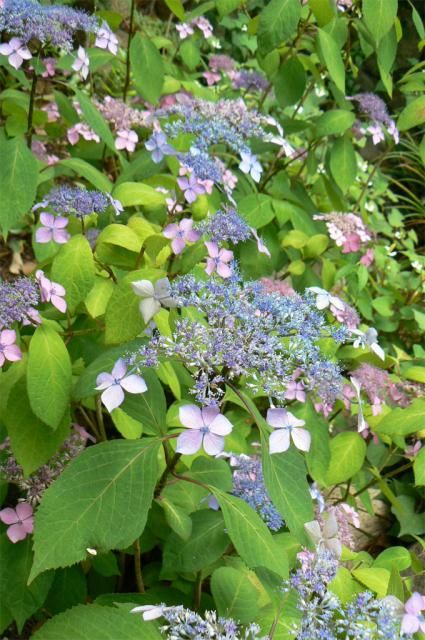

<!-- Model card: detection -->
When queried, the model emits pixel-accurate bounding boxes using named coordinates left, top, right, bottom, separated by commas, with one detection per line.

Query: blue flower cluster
left=35, top=186, right=111, bottom=219
left=231, top=454, right=283, bottom=531
left=0, top=0, right=98, bottom=49
left=197, top=207, right=251, bottom=244
left=285, top=550, right=403, bottom=639
left=0, top=277, right=39, bottom=329
left=129, top=274, right=346, bottom=405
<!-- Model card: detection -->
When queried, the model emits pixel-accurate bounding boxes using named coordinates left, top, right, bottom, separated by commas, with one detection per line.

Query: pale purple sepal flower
left=401, top=592, right=425, bottom=634
left=239, top=150, right=262, bottom=183
left=367, top=123, right=385, bottom=145
left=131, top=278, right=177, bottom=324
left=176, top=23, right=194, bottom=39
left=163, top=218, right=200, bottom=254
left=308, top=287, right=345, bottom=311
left=0, top=38, right=32, bottom=69
left=96, top=358, right=147, bottom=413
left=304, top=513, right=342, bottom=558
left=106, top=194, right=124, bottom=216
left=0, top=330, right=22, bottom=367
left=177, top=173, right=206, bottom=203
left=176, top=404, right=233, bottom=456
left=0, top=503, right=33, bottom=543
left=193, top=17, right=213, bottom=38
left=350, top=376, right=367, bottom=433
left=35, top=270, right=67, bottom=313
left=115, top=129, right=138, bottom=152
left=72, top=46, right=89, bottom=79
left=266, top=408, right=311, bottom=454
left=205, top=241, right=233, bottom=279
left=285, top=380, right=306, bottom=403
left=35, top=212, right=70, bottom=244
left=387, top=119, right=400, bottom=144
left=131, top=605, right=172, bottom=620
left=67, top=122, right=100, bottom=145
left=95, top=22, right=118, bottom=55
left=351, top=327, right=385, bottom=361
left=145, top=131, right=175, bottom=163
left=250, top=227, right=270, bottom=257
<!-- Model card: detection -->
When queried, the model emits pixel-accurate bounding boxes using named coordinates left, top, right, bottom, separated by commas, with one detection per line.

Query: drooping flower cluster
left=231, top=70, right=269, bottom=93
left=0, top=428, right=90, bottom=505
left=129, top=274, right=346, bottom=406
left=314, top=212, right=372, bottom=254
left=132, top=604, right=264, bottom=639
left=34, top=185, right=122, bottom=220
left=348, top=363, right=410, bottom=415
left=348, top=92, right=399, bottom=145
left=285, top=549, right=404, bottom=639
left=230, top=454, right=284, bottom=531
left=0, top=277, right=39, bottom=329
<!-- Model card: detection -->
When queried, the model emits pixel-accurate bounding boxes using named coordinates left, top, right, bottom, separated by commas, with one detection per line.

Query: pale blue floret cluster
left=152, top=606, right=264, bottom=639
left=0, top=277, right=39, bottom=329
left=35, top=186, right=111, bottom=219
left=197, top=207, right=251, bottom=244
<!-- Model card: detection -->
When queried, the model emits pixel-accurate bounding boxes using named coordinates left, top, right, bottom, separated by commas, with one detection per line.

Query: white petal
left=304, top=520, right=321, bottom=544
left=269, top=428, right=290, bottom=454
left=291, top=428, right=311, bottom=452
left=371, top=342, right=385, bottom=361
left=120, top=375, right=147, bottom=394
left=140, top=298, right=161, bottom=324
left=266, top=408, right=287, bottom=429
left=322, top=512, right=338, bottom=539
left=203, top=432, right=225, bottom=456
left=131, top=280, right=155, bottom=298
left=209, top=414, right=233, bottom=436
left=101, top=384, right=125, bottom=412
left=179, top=404, right=203, bottom=428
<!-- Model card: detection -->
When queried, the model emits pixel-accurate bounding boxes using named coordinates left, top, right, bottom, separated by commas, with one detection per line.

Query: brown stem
left=123, top=0, right=136, bottom=102
left=133, top=538, right=145, bottom=593
left=155, top=447, right=181, bottom=497
left=26, top=70, right=38, bottom=148
left=192, top=570, right=203, bottom=610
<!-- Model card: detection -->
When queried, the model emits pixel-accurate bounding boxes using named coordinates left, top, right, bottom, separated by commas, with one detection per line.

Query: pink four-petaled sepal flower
left=0, top=503, right=34, bottom=543
left=266, top=408, right=311, bottom=454
left=205, top=241, right=234, bottom=279
left=401, top=592, right=425, bottom=635
left=35, top=212, right=70, bottom=244
left=96, top=359, right=147, bottom=413
left=176, top=404, right=233, bottom=456
left=284, top=380, right=306, bottom=403
left=163, top=218, right=200, bottom=255
left=115, top=129, right=138, bottom=152
left=35, top=270, right=67, bottom=313
left=0, top=37, right=32, bottom=70
left=0, top=330, right=22, bottom=368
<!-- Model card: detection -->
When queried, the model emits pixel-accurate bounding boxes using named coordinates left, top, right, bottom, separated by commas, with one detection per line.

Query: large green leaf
left=31, top=604, right=162, bottom=640
left=398, top=96, right=425, bottom=131
left=0, top=536, right=53, bottom=633
left=317, top=29, right=345, bottom=93
left=211, top=566, right=259, bottom=623
left=257, top=0, right=301, bottom=55
left=414, top=446, right=425, bottom=486
left=314, top=110, right=356, bottom=137
left=211, top=489, right=288, bottom=577
left=363, top=0, right=398, bottom=44
left=112, top=182, right=166, bottom=208
left=27, top=325, right=72, bottom=430
left=30, top=439, right=160, bottom=581
left=375, top=398, right=425, bottom=437
left=104, top=276, right=145, bottom=344
left=0, top=136, right=38, bottom=235
left=324, top=432, right=366, bottom=485
left=51, top=234, right=96, bottom=312
left=130, top=34, right=164, bottom=104
left=329, top=136, right=357, bottom=192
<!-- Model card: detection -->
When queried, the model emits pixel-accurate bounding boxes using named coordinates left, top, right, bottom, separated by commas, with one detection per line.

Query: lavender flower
left=0, top=36, right=31, bottom=68
left=348, top=93, right=399, bottom=144
left=95, top=21, right=118, bottom=55
left=35, top=212, right=70, bottom=244
left=176, top=404, right=233, bottom=456
left=402, top=593, right=425, bottom=634
left=34, top=185, right=112, bottom=219
left=0, top=503, right=33, bottom=543
left=239, top=150, right=262, bottom=182
left=163, top=218, right=200, bottom=254
left=0, top=277, right=39, bottom=329
left=96, top=359, right=147, bottom=413
left=72, top=46, right=89, bottom=79
left=230, top=454, right=283, bottom=531
left=266, top=408, right=311, bottom=454
left=36, top=270, right=67, bottom=313
left=205, top=242, right=234, bottom=278
left=0, top=329, right=22, bottom=367
left=232, top=70, right=268, bottom=92
left=145, top=131, right=175, bottom=163
left=197, top=207, right=251, bottom=244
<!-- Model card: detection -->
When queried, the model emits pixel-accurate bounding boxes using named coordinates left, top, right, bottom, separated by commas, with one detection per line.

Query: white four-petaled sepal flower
left=131, top=605, right=170, bottom=620
left=72, top=46, right=89, bottom=79
left=308, top=287, right=345, bottom=312
left=304, top=513, right=342, bottom=558
left=95, top=22, right=119, bottom=55
left=131, top=278, right=177, bottom=324
left=176, top=404, right=233, bottom=456
left=238, top=150, right=262, bottom=183
left=0, top=37, right=32, bottom=69
left=96, top=358, right=147, bottom=412
left=351, top=327, right=385, bottom=361
left=266, top=408, right=311, bottom=454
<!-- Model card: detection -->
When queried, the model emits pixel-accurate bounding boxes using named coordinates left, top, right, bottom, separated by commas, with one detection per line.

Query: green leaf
left=45, top=566, right=87, bottom=615
left=159, top=497, right=193, bottom=541
left=373, top=547, right=411, bottom=571
left=391, top=495, right=425, bottom=537
left=162, top=510, right=229, bottom=573
left=329, top=136, right=357, bottom=192
left=257, top=0, right=301, bottom=55
left=29, top=439, right=160, bottom=581
left=216, top=0, right=243, bottom=16
left=104, top=276, right=145, bottom=344
left=317, top=29, right=345, bottom=93
left=237, top=194, right=275, bottom=229
left=211, top=489, right=288, bottom=577
left=211, top=566, right=259, bottom=623
left=74, top=89, right=116, bottom=153
left=31, top=604, right=162, bottom=640
left=363, top=0, right=398, bottom=44
left=4, top=379, right=70, bottom=476
left=51, top=235, right=96, bottom=312
left=188, top=457, right=233, bottom=491
left=262, top=448, right=313, bottom=545
left=325, top=432, right=366, bottom=485
left=0, top=536, right=53, bottom=633
left=398, top=96, right=425, bottom=131
left=84, top=278, right=114, bottom=319
left=130, top=34, right=164, bottom=104
left=27, top=325, right=72, bottom=430
left=414, top=446, right=425, bottom=486
left=352, top=568, right=389, bottom=598
left=121, top=369, right=167, bottom=436
left=58, top=158, right=112, bottom=193
left=308, top=0, right=336, bottom=26
left=164, top=0, right=185, bottom=20
left=274, top=57, right=306, bottom=108
left=112, top=182, right=166, bottom=208
left=375, top=398, right=425, bottom=437
left=111, top=408, right=143, bottom=439
left=314, top=110, right=356, bottom=137
left=386, top=565, right=404, bottom=601
left=97, top=224, right=142, bottom=253
left=180, top=40, right=201, bottom=70
left=0, top=136, right=38, bottom=235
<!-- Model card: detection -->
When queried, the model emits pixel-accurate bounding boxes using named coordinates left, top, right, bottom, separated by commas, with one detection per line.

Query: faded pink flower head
left=360, top=248, right=374, bottom=267
left=115, top=129, right=138, bottom=152
left=67, top=122, right=100, bottom=145
left=163, top=218, right=200, bottom=255
left=205, top=241, right=233, bottom=279
left=96, top=358, right=147, bottom=412
left=0, top=330, right=22, bottom=367
left=203, top=71, right=221, bottom=86
left=0, top=37, right=32, bottom=69
left=41, top=57, right=56, bottom=78
left=266, top=408, right=310, bottom=454
left=176, top=404, right=233, bottom=456
left=35, top=269, right=67, bottom=313
left=0, top=503, right=33, bottom=543
left=341, top=233, right=361, bottom=253
left=35, top=213, right=70, bottom=244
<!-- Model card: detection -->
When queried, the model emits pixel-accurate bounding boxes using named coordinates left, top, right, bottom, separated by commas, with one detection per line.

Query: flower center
left=200, top=426, right=210, bottom=435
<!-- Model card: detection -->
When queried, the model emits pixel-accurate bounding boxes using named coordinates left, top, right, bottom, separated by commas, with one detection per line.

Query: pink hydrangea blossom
left=341, top=232, right=361, bottom=253
left=193, top=17, right=213, bottom=38
left=0, top=330, right=22, bottom=368
left=284, top=380, right=306, bottom=403
left=176, top=23, right=194, bottom=39
left=35, top=270, right=67, bottom=313
left=67, top=122, right=100, bottom=145
left=0, top=503, right=33, bottom=543
left=41, top=57, right=56, bottom=78
left=266, top=408, right=310, bottom=454
left=163, top=218, right=200, bottom=254
left=177, top=172, right=207, bottom=203
left=205, top=241, right=233, bottom=279
left=115, top=129, right=138, bottom=152
left=203, top=71, right=221, bottom=86
left=360, top=248, right=374, bottom=266
left=35, top=213, right=70, bottom=244
left=72, top=46, right=89, bottom=79
left=0, top=38, right=32, bottom=69
left=96, top=358, right=147, bottom=413
left=176, top=404, right=233, bottom=456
